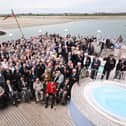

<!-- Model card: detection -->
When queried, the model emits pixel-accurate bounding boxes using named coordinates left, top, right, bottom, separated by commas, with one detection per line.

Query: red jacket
left=46, top=82, right=57, bottom=95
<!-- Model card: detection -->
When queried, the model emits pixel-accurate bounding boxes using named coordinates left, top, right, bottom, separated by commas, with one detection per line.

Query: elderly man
left=54, top=70, right=64, bottom=90
left=91, top=55, right=101, bottom=79
left=4, top=80, right=18, bottom=106
left=33, top=78, right=43, bottom=102
left=68, top=68, right=79, bottom=97
left=101, top=55, right=116, bottom=80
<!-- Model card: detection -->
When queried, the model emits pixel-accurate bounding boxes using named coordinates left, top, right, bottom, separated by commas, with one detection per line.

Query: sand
left=0, top=15, right=126, bottom=29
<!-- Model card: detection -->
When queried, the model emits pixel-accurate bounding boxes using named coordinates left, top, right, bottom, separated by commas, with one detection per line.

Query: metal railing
left=80, top=66, right=126, bottom=81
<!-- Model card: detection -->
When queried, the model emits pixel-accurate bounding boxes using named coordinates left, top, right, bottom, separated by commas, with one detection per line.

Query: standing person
left=90, top=55, right=101, bottom=79
left=101, top=55, right=116, bottom=80
left=45, top=81, right=57, bottom=109
left=83, top=53, right=91, bottom=69
left=87, top=42, right=94, bottom=55
left=120, top=59, right=126, bottom=80
left=82, top=53, right=91, bottom=78
left=114, top=59, right=123, bottom=79
left=0, top=69, right=5, bottom=87
left=69, top=68, right=79, bottom=98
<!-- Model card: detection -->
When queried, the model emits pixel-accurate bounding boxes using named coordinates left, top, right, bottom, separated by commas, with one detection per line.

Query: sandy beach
left=0, top=15, right=126, bottom=29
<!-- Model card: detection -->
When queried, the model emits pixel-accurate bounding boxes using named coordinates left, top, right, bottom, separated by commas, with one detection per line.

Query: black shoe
left=45, top=105, right=48, bottom=108
left=51, top=105, right=53, bottom=109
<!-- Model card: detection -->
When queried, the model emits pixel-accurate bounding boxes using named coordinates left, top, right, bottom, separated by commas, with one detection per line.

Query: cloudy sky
left=0, top=0, right=126, bottom=14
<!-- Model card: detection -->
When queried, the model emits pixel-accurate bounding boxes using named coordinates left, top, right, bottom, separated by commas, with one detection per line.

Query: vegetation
left=0, top=12, right=126, bottom=17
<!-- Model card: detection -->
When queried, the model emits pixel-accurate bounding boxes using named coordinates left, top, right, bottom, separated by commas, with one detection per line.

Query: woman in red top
left=45, top=81, right=57, bottom=109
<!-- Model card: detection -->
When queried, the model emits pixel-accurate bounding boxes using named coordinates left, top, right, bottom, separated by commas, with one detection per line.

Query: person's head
left=20, top=76, right=24, bottom=81
left=35, top=78, right=40, bottom=83
left=6, top=80, right=11, bottom=85
left=109, top=54, right=114, bottom=59
left=84, top=53, right=88, bottom=57
left=65, top=78, right=69, bottom=84
left=56, top=70, right=61, bottom=76
left=77, top=62, right=81, bottom=67
left=72, top=68, right=77, bottom=74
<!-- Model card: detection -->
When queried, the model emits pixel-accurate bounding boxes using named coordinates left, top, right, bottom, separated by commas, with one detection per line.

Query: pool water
left=92, top=85, right=126, bottom=118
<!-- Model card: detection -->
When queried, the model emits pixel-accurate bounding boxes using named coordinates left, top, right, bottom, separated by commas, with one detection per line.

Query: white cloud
left=0, top=0, right=126, bottom=13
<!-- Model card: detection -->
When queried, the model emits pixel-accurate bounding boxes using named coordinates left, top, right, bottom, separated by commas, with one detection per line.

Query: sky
left=0, top=0, right=126, bottom=14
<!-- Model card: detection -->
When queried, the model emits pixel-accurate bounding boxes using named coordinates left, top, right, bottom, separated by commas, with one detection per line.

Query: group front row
left=0, top=68, right=79, bottom=109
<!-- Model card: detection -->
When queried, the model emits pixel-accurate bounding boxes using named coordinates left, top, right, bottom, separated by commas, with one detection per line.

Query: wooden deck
left=0, top=102, right=73, bottom=126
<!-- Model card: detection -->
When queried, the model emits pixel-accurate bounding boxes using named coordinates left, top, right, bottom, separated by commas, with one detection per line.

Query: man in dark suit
left=83, top=53, right=91, bottom=69
left=91, top=55, right=101, bottom=79
left=68, top=68, right=79, bottom=97
left=4, top=80, right=18, bottom=105
left=18, top=76, right=31, bottom=102
left=101, top=55, right=116, bottom=80
left=114, top=59, right=123, bottom=79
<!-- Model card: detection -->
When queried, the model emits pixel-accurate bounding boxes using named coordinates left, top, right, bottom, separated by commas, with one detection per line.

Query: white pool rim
left=84, top=80, right=126, bottom=126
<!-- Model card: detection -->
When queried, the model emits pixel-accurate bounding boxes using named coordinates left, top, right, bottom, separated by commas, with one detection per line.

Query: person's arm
left=57, top=74, right=64, bottom=85
left=33, top=82, right=36, bottom=90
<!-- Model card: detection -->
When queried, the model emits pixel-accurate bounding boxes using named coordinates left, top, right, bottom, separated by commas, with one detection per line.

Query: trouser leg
left=106, top=70, right=110, bottom=80
left=45, top=95, right=49, bottom=108
left=61, top=91, right=67, bottom=105
left=40, top=91, right=43, bottom=101
left=101, top=68, right=106, bottom=79
left=91, top=69, right=95, bottom=79
left=35, top=91, right=39, bottom=102
left=50, top=94, right=55, bottom=108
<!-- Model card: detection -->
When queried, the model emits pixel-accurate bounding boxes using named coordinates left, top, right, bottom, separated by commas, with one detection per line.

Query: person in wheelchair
left=45, top=81, right=57, bottom=109
left=4, top=80, right=18, bottom=106
left=19, top=76, right=31, bottom=102
left=33, top=78, right=44, bottom=103
left=58, top=78, right=70, bottom=105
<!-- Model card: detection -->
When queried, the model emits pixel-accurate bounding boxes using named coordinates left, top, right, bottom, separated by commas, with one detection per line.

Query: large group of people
left=0, top=33, right=126, bottom=109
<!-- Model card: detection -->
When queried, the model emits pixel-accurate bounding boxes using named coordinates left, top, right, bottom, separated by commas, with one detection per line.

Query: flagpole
left=11, top=9, right=24, bottom=38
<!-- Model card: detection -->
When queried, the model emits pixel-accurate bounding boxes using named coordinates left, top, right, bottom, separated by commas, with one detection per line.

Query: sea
left=0, top=19, right=126, bottom=42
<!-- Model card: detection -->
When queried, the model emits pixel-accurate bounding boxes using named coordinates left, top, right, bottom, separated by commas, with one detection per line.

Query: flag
left=3, top=9, right=24, bottom=38
left=3, top=9, right=16, bottom=20
left=11, top=9, right=16, bottom=17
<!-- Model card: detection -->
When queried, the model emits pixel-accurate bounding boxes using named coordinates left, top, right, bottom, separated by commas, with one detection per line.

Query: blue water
left=93, top=85, right=126, bottom=118
left=0, top=19, right=126, bottom=42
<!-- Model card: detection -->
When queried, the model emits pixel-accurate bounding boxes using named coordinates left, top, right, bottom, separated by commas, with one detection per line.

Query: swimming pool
left=84, top=81, right=126, bottom=125
left=93, top=85, right=126, bottom=118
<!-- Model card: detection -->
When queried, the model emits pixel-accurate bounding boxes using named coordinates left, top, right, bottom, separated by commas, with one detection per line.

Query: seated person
left=58, top=78, right=70, bottom=105
left=4, top=80, right=18, bottom=106
left=18, top=76, right=31, bottom=102
left=33, top=78, right=43, bottom=102
left=0, top=86, right=8, bottom=108
left=45, top=81, right=57, bottom=108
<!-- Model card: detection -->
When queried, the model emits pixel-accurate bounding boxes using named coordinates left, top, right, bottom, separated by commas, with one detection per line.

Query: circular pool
left=84, top=80, right=126, bottom=125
